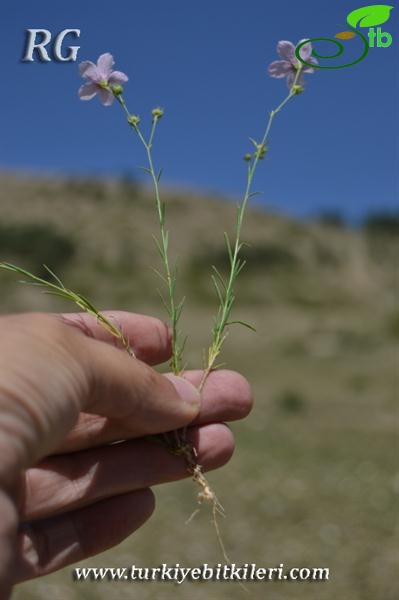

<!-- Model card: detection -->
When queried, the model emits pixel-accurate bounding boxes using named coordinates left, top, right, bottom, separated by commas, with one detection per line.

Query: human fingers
left=23, top=423, right=234, bottom=521
left=0, top=313, right=199, bottom=485
left=56, top=369, right=253, bottom=453
left=15, top=489, right=154, bottom=582
left=59, top=310, right=172, bottom=366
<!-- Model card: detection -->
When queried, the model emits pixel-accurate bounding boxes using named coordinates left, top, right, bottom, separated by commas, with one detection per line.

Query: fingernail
left=164, top=374, right=200, bottom=409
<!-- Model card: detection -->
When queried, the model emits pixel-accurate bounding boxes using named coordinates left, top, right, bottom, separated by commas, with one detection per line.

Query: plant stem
left=200, top=70, right=303, bottom=390
left=116, top=95, right=184, bottom=374
left=0, top=262, right=134, bottom=356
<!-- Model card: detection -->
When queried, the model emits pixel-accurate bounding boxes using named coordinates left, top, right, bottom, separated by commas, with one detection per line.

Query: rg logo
left=22, top=29, right=81, bottom=62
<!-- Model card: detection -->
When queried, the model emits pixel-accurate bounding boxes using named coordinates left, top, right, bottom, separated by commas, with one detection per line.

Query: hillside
left=1, top=172, right=398, bottom=600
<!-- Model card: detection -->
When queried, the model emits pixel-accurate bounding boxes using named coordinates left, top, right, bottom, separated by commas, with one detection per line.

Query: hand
left=0, top=311, right=253, bottom=597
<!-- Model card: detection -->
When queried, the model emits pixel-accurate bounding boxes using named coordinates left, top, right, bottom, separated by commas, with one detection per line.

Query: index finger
left=58, top=311, right=171, bottom=365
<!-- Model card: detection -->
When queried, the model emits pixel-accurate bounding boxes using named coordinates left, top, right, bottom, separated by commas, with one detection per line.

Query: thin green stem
left=115, top=94, right=184, bottom=374
left=200, top=69, right=303, bottom=389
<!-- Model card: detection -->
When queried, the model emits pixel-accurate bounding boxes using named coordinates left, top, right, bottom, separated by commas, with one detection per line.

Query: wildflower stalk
left=115, top=94, right=185, bottom=375
left=0, top=262, right=133, bottom=355
left=200, top=68, right=304, bottom=390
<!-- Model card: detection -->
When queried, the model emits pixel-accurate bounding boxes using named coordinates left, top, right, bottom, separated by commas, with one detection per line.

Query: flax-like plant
left=78, top=54, right=186, bottom=375
left=0, top=37, right=318, bottom=561
left=76, top=41, right=318, bottom=387
left=117, top=102, right=187, bottom=377
left=200, top=45, right=313, bottom=389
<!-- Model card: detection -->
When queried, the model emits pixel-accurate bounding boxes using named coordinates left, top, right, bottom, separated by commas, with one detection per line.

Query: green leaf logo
left=347, top=4, right=393, bottom=28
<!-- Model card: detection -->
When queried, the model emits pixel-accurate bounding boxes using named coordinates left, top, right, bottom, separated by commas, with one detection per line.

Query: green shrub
left=316, top=211, right=346, bottom=228
left=363, top=212, right=399, bottom=237
left=0, top=223, right=76, bottom=278
left=65, top=178, right=107, bottom=202
left=386, top=310, right=399, bottom=339
left=276, top=390, right=306, bottom=414
left=312, top=239, right=340, bottom=267
left=190, top=241, right=299, bottom=276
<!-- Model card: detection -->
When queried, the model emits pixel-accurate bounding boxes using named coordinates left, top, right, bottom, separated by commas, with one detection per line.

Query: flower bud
left=128, top=114, right=141, bottom=127
left=111, top=84, right=124, bottom=96
left=243, top=153, right=253, bottom=162
left=292, top=84, right=304, bottom=95
left=255, top=143, right=267, bottom=160
left=152, top=107, right=164, bottom=120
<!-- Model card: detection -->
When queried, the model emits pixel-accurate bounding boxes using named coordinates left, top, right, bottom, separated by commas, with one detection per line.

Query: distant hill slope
left=0, top=172, right=396, bottom=313
left=1, top=170, right=397, bottom=379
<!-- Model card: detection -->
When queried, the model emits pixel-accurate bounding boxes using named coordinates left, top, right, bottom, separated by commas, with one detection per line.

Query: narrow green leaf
left=42, top=290, right=74, bottom=301
left=224, top=232, right=233, bottom=264
left=150, top=267, right=167, bottom=284
left=211, top=275, right=224, bottom=305
left=176, top=296, right=186, bottom=319
left=42, top=264, right=65, bottom=288
left=226, top=320, right=256, bottom=332
left=212, top=361, right=227, bottom=370
left=236, top=259, right=247, bottom=276
left=18, top=280, right=46, bottom=287
left=156, top=289, right=171, bottom=316
left=170, top=275, right=177, bottom=296
left=152, top=235, right=165, bottom=260
left=139, top=166, right=152, bottom=176
left=75, top=293, right=100, bottom=315
left=211, top=265, right=226, bottom=289
left=180, top=334, right=188, bottom=355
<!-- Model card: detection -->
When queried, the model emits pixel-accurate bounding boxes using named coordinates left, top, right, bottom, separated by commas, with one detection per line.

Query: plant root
left=166, top=432, right=232, bottom=566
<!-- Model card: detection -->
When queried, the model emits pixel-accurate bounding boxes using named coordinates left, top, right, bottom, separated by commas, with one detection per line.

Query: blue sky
left=0, top=0, right=397, bottom=220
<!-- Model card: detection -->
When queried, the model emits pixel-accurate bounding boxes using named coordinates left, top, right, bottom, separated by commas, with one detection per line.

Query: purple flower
left=268, top=39, right=318, bottom=88
left=78, top=53, right=128, bottom=106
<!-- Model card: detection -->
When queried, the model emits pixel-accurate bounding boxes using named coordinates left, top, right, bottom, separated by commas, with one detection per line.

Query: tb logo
left=22, top=29, right=81, bottom=62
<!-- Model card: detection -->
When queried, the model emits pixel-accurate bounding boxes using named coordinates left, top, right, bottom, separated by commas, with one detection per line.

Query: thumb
left=83, top=334, right=200, bottom=436
left=0, top=314, right=200, bottom=487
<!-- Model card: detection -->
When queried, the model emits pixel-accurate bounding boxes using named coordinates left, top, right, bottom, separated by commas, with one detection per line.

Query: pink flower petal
left=79, top=61, right=99, bottom=81
left=277, top=41, right=296, bottom=63
left=78, top=83, right=98, bottom=100
left=98, top=88, right=114, bottom=106
left=298, top=49, right=318, bottom=73
left=97, top=53, right=115, bottom=79
left=268, top=60, right=292, bottom=78
left=109, top=70, right=129, bottom=85
left=297, top=39, right=313, bottom=62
